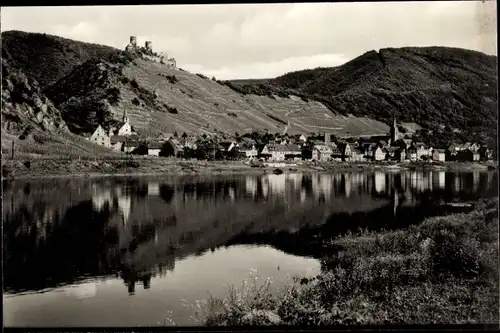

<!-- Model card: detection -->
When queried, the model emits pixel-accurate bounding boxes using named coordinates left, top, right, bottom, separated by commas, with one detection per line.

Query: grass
left=187, top=198, right=499, bottom=326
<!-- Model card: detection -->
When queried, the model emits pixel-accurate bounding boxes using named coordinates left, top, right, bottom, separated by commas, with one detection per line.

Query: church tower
left=122, top=109, right=129, bottom=124
left=390, top=116, right=399, bottom=144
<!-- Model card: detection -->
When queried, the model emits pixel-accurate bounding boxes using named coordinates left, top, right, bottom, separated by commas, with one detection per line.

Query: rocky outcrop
left=2, top=59, right=69, bottom=135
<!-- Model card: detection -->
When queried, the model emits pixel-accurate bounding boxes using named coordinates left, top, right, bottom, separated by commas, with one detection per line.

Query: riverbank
left=1, top=156, right=496, bottom=180
left=186, top=198, right=499, bottom=326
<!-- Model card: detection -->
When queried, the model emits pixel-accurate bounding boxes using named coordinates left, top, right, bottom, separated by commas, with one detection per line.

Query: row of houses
left=85, top=111, right=494, bottom=162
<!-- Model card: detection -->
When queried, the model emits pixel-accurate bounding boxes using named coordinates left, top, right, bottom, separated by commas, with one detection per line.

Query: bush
left=196, top=73, right=209, bottom=80
left=131, top=97, right=140, bottom=106
left=427, top=230, right=482, bottom=280
left=130, top=79, right=139, bottom=89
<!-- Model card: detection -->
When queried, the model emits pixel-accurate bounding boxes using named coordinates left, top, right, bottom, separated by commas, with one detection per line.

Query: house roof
left=124, top=140, right=141, bottom=147
left=352, top=146, right=365, bottom=154
left=413, top=142, right=426, bottom=148
left=239, top=143, right=255, bottom=151
left=110, top=135, right=127, bottom=144
left=148, top=141, right=164, bottom=149
left=383, top=146, right=400, bottom=154
left=313, top=144, right=333, bottom=154
left=331, top=147, right=342, bottom=155
left=433, top=148, right=446, bottom=153
left=286, top=144, right=302, bottom=152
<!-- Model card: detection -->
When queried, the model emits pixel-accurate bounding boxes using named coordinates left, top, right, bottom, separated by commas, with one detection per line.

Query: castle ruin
left=125, top=36, right=177, bottom=69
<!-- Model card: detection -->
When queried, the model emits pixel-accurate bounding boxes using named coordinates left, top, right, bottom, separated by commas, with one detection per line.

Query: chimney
left=324, top=133, right=331, bottom=144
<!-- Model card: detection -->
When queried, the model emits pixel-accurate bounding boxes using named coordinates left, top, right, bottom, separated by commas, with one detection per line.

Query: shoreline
left=2, top=158, right=496, bottom=181
left=192, top=198, right=499, bottom=326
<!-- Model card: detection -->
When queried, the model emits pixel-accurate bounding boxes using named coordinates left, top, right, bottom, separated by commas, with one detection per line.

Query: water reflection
left=3, top=171, right=498, bottom=298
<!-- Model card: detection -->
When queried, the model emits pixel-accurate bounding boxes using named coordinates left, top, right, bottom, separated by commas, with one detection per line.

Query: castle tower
left=390, top=116, right=399, bottom=144
left=145, top=41, right=153, bottom=54
left=130, top=36, right=137, bottom=47
left=324, top=132, right=331, bottom=144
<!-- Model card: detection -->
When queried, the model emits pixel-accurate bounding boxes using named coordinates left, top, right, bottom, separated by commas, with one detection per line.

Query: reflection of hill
left=3, top=171, right=497, bottom=294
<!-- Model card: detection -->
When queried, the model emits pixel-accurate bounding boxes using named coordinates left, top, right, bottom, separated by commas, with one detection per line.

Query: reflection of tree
left=3, top=171, right=498, bottom=294
left=120, top=267, right=153, bottom=295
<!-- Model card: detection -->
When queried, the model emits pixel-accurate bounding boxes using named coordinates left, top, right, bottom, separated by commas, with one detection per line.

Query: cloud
left=1, top=2, right=496, bottom=79
left=182, top=53, right=350, bottom=80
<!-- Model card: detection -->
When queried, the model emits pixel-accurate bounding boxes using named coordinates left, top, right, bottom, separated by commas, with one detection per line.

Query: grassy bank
left=1, top=155, right=496, bottom=180
left=187, top=199, right=499, bottom=326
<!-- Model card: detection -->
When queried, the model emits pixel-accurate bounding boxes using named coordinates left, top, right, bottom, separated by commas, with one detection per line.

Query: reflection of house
left=245, top=176, right=258, bottom=197
left=92, top=189, right=113, bottom=211
left=267, top=174, right=287, bottom=195
left=374, top=172, right=386, bottom=193
left=148, top=182, right=160, bottom=196
left=117, top=195, right=132, bottom=226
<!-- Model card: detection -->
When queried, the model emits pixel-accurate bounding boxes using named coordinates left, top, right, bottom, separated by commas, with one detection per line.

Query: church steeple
left=390, top=115, right=399, bottom=144
left=122, top=109, right=129, bottom=124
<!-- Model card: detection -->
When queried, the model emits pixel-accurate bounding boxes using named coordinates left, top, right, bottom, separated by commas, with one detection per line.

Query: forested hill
left=227, top=47, right=498, bottom=147
left=1, top=30, right=121, bottom=90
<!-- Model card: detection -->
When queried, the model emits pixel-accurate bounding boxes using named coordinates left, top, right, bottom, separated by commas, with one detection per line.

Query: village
left=86, top=109, right=495, bottom=164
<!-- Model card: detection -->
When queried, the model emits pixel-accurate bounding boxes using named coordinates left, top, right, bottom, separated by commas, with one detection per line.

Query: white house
left=239, top=144, right=258, bottom=159
left=312, top=144, right=333, bottom=162
left=432, top=149, right=446, bottom=162
left=147, top=142, right=163, bottom=156
left=89, top=125, right=111, bottom=148
left=373, top=146, right=386, bottom=161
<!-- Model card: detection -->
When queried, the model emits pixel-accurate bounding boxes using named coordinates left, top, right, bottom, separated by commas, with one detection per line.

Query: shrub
left=130, top=79, right=139, bottom=89
left=120, top=76, right=130, bottom=84
left=427, top=229, right=482, bottom=280
left=196, top=73, right=209, bottom=80
left=166, top=75, right=178, bottom=84
left=131, top=97, right=140, bottom=106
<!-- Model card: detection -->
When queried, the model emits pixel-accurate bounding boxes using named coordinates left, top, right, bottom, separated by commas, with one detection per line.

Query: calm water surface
left=3, top=170, right=498, bottom=327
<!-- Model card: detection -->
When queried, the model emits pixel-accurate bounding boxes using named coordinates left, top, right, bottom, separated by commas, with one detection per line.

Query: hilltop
left=227, top=47, right=498, bottom=147
left=1, top=30, right=389, bottom=141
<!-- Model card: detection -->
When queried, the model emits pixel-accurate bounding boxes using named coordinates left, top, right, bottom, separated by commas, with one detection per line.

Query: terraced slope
left=228, top=47, right=498, bottom=146
left=47, top=57, right=389, bottom=137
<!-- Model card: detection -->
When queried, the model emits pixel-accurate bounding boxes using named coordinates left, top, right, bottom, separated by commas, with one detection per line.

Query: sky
left=1, top=2, right=497, bottom=80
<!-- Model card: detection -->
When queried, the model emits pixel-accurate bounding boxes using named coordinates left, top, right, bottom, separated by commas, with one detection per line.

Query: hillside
left=228, top=47, right=498, bottom=147
left=2, top=31, right=496, bottom=150
left=1, top=31, right=389, bottom=142
left=43, top=56, right=389, bottom=137
left=1, top=30, right=121, bottom=90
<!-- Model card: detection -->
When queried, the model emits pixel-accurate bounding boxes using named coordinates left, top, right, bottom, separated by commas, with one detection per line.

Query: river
left=3, top=170, right=498, bottom=327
